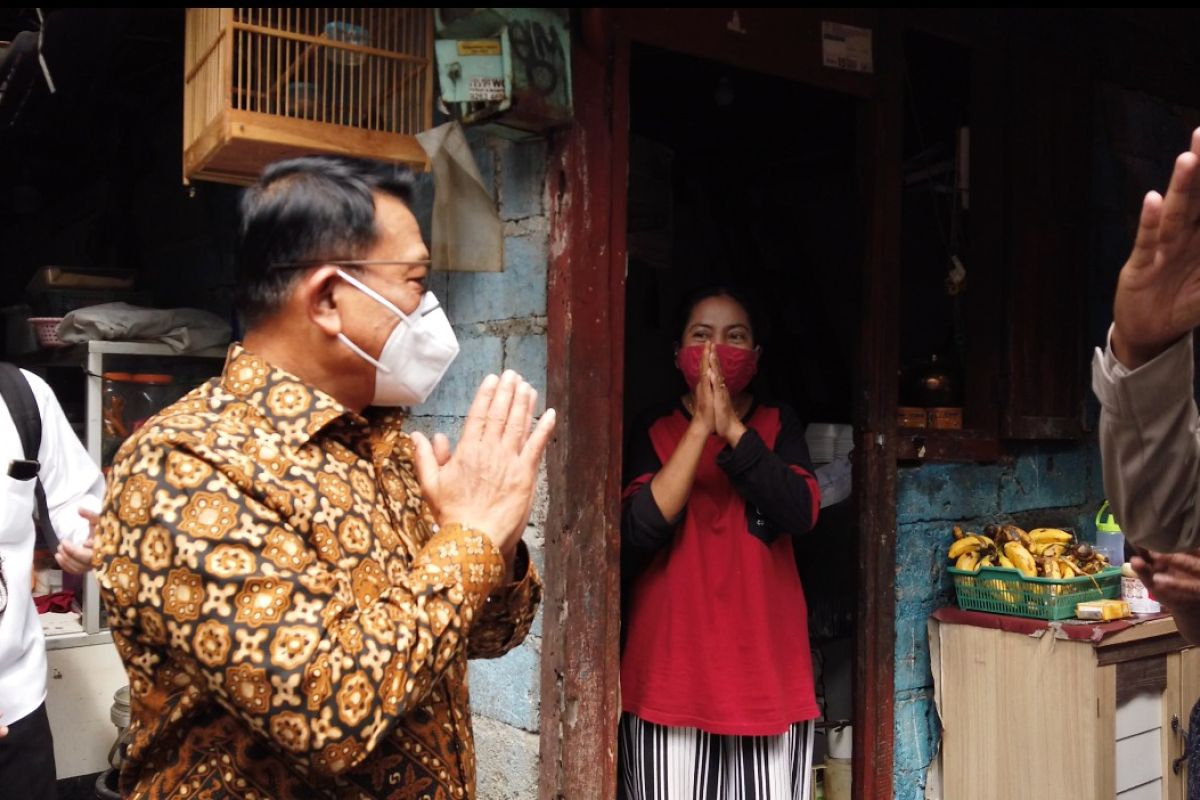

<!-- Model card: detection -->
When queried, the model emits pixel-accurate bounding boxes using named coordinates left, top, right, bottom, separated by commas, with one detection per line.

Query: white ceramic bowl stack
left=805, top=423, right=853, bottom=465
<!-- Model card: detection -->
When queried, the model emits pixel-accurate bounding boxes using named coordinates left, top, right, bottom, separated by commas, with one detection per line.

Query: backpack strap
left=0, top=363, right=60, bottom=548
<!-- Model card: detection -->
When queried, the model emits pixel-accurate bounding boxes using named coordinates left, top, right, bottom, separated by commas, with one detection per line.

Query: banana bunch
left=948, top=524, right=1110, bottom=578
left=947, top=526, right=999, bottom=571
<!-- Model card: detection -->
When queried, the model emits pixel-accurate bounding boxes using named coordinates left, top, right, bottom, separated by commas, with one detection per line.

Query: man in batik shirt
left=95, top=156, right=556, bottom=799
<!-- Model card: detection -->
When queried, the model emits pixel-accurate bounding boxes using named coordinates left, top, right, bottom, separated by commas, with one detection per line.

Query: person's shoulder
left=16, top=367, right=61, bottom=412
left=119, top=379, right=226, bottom=454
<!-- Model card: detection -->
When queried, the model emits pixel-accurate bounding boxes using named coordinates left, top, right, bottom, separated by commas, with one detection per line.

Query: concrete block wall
left=407, top=131, right=549, bottom=799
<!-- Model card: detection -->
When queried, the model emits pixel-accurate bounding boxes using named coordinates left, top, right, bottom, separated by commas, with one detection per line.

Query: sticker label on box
left=468, top=77, right=506, bottom=102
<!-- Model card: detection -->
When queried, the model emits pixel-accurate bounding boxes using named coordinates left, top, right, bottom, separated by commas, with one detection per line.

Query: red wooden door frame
left=541, top=10, right=901, bottom=799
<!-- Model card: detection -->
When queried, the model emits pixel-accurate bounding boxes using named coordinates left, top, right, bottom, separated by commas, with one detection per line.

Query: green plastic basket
left=949, top=565, right=1122, bottom=620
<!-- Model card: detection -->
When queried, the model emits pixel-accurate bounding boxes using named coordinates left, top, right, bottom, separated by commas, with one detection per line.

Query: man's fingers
left=484, top=371, right=519, bottom=439
left=1126, top=191, right=1163, bottom=270
left=432, top=432, right=453, bottom=466
left=409, top=431, right=440, bottom=493
left=1149, top=571, right=1200, bottom=605
left=1186, top=126, right=1200, bottom=223
left=503, top=383, right=534, bottom=449
left=1151, top=551, right=1200, bottom=570
left=1155, top=151, right=1199, bottom=252
left=527, top=388, right=539, bottom=442
left=521, top=408, right=557, bottom=469
left=462, top=374, right=501, bottom=442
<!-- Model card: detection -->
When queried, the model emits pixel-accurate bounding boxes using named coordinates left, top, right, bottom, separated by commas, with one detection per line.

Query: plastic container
left=824, top=756, right=851, bottom=800
left=949, top=565, right=1122, bottom=620
left=828, top=724, right=852, bottom=759
left=1094, top=501, right=1126, bottom=567
left=805, top=423, right=851, bottom=464
left=1121, top=572, right=1162, bottom=614
left=27, top=316, right=66, bottom=348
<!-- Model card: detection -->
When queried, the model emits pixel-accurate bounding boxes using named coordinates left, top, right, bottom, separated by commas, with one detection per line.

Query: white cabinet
left=45, top=642, right=128, bottom=778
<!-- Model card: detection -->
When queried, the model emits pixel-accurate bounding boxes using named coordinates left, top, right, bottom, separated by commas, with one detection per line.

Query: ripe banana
left=1029, top=528, right=1073, bottom=544
left=952, top=525, right=964, bottom=540
left=1043, top=557, right=1062, bottom=580
left=1001, top=525, right=1035, bottom=550
left=998, top=554, right=1016, bottom=569
left=1003, top=541, right=1038, bottom=578
left=1059, top=559, right=1076, bottom=579
left=948, top=537, right=982, bottom=560
left=955, top=551, right=980, bottom=571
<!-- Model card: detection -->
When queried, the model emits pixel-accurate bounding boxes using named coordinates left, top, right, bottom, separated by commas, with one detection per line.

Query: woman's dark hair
left=235, top=156, right=416, bottom=327
left=672, top=284, right=768, bottom=346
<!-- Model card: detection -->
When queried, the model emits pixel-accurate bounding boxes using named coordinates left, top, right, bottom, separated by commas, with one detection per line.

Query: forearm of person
left=719, top=429, right=819, bottom=538
left=1096, top=333, right=1200, bottom=551
left=467, top=540, right=542, bottom=659
left=647, top=423, right=709, bottom=522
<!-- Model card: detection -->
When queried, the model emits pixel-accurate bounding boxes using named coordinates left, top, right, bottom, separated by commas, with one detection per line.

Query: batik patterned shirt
left=95, top=344, right=540, bottom=799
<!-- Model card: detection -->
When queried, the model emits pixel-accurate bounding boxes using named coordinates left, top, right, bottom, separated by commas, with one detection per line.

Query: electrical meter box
left=434, top=8, right=571, bottom=135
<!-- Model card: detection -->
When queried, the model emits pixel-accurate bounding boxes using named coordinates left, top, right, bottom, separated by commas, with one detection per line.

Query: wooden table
left=929, top=609, right=1199, bottom=799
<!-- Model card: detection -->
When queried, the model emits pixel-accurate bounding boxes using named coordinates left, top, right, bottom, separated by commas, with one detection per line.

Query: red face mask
left=676, top=344, right=760, bottom=395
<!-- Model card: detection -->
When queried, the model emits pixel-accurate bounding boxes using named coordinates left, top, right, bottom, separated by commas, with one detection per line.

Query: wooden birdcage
left=183, top=8, right=433, bottom=185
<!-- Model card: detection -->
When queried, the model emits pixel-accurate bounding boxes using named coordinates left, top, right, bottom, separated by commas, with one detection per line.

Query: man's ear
left=301, top=266, right=344, bottom=338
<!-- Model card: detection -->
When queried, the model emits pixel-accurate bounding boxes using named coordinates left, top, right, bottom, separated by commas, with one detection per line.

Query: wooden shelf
left=13, top=340, right=228, bottom=368
left=896, top=427, right=1001, bottom=463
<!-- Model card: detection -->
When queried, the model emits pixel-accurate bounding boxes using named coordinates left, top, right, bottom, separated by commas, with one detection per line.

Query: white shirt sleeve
left=24, top=370, right=104, bottom=545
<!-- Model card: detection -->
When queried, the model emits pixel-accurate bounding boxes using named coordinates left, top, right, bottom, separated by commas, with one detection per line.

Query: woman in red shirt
left=620, top=287, right=822, bottom=800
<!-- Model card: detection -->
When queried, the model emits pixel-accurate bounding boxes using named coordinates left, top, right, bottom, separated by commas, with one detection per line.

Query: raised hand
left=411, top=371, right=556, bottom=558
left=1113, top=128, right=1200, bottom=368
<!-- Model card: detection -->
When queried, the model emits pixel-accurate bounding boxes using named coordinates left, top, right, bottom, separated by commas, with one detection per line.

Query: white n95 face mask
left=335, top=269, right=460, bottom=406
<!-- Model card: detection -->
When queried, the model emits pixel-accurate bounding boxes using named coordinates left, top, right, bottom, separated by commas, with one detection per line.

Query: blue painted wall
left=891, top=442, right=1104, bottom=797
left=407, top=130, right=549, bottom=799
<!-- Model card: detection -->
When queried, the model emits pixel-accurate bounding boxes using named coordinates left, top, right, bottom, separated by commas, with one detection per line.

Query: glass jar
left=129, top=374, right=173, bottom=432
left=101, top=372, right=137, bottom=466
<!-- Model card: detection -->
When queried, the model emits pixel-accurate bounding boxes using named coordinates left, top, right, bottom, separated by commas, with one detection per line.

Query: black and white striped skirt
left=618, top=713, right=815, bottom=800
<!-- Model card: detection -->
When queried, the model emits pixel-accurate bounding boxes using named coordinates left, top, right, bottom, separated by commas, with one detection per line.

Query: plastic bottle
left=1095, top=500, right=1127, bottom=567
